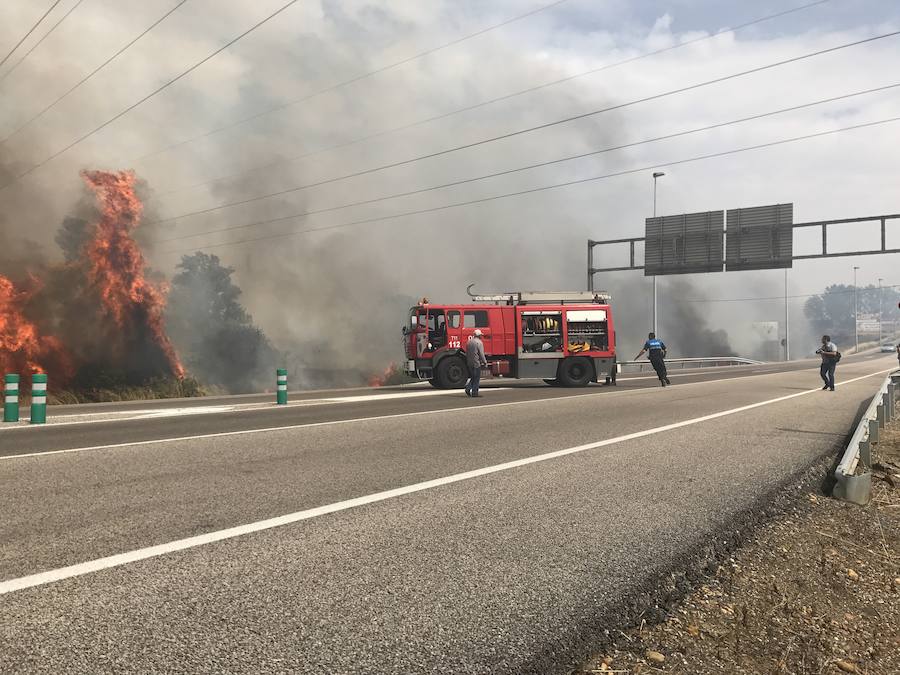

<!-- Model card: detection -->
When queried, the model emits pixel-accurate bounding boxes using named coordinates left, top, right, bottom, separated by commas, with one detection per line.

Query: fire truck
left=403, top=288, right=617, bottom=388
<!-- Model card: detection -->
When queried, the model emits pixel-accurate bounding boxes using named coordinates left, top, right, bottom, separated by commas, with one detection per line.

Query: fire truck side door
left=461, top=309, right=492, bottom=354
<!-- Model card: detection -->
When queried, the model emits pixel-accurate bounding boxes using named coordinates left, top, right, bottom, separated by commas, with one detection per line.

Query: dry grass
left=41, top=377, right=214, bottom=405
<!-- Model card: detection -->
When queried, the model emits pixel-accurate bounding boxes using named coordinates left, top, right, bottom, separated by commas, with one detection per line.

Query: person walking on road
left=465, top=329, right=488, bottom=397
left=817, top=335, right=840, bottom=391
left=636, top=332, right=671, bottom=387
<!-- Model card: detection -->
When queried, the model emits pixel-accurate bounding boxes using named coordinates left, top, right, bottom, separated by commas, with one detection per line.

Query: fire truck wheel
left=434, top=356, right=468, bottom=389
left=558, top=357, right=593, bottom=387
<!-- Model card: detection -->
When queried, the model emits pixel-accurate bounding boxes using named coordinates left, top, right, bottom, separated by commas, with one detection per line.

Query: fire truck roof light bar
left=466, top=284, right=611, bottom=305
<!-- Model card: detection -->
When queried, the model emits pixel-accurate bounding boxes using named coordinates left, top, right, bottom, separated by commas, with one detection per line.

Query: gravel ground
left=577, top=429, right=900, bottom=675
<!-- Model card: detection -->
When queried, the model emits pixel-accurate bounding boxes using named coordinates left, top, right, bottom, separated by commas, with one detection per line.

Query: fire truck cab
left=403, top=289, right=617, bottom=388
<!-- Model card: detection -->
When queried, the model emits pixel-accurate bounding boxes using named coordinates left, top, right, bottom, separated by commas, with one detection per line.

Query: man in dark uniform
left=636, top=332, right=671, bottom=387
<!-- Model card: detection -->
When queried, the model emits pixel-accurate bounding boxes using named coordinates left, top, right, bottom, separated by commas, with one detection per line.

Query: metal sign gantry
left=588, top=211, right=900, bottom=290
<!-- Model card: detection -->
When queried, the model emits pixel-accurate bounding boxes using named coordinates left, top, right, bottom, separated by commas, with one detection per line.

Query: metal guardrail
left=833, top=370, right=900, bottom=505
left=618, top=357, right=763, bottom=374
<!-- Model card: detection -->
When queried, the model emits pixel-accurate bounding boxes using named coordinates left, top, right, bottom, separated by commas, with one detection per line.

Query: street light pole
left=853, top=266, right=860, bottom=353
left=784, top=268, right=790, bottom=361
left=652, top=171, right=665, bottom=334
left=879, top=277, right=884, bottom=344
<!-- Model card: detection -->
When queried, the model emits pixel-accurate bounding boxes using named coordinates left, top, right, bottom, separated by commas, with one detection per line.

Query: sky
left=1, top=0, right=899, bottom=362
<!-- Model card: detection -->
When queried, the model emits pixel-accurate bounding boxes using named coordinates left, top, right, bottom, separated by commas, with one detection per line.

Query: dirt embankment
left=579, top=430, right=900, bottom=675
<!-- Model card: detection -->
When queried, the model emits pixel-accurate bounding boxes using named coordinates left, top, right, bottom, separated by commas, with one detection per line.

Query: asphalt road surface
left=0, top=352, right=895, bottom=673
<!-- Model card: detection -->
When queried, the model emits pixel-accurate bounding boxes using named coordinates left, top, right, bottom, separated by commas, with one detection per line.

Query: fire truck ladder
left=466, top=284, right=611, bottom=305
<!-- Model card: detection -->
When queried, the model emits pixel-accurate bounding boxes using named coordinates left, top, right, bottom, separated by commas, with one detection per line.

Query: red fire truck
left=403, top=289, right=617, bottom=388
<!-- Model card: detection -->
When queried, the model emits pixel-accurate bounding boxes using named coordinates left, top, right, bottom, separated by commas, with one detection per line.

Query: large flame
left=0, top=274, right=73, bottom=382
left=81, top=169, right=185, bottom=379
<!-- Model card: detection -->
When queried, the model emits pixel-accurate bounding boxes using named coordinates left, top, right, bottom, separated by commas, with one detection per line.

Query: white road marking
left=0, top=367, right=893, bottom=596
left=0, top=366, right=884, bottom=461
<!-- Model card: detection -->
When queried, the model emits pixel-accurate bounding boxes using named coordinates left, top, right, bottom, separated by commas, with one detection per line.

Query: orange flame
left=81, top=169, right=185, bottom=379
left=368, top=362, right=397, bottom=387
left=0, top=274, right=73, bottom=382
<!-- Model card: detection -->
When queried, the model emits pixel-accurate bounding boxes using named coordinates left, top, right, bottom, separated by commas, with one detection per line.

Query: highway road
left=0, top=352, right=895, bottom=673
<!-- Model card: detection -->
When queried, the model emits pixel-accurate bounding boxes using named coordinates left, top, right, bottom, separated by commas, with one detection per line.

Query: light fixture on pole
left=651, top=171, right=665, bottom=334
left=853, top=265, right=860, bottom=353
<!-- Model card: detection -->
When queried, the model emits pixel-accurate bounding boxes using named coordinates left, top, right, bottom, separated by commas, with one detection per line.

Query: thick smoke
left=4, top=3, right=898, bottom=386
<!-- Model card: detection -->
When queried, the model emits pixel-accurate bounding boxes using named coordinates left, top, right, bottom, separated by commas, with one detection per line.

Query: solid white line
left=0, top=367, right=892, bottom=596
left=0, top=366, right=882, bottom=460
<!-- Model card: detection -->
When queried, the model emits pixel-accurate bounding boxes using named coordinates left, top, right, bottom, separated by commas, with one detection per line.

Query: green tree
left=166, top=253, right=278, bottom=393
left=805, top=284, right=900, bottom=342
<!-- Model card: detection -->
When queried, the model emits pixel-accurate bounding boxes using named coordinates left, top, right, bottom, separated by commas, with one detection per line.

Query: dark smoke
left=658, top=279, right=737, bottom=357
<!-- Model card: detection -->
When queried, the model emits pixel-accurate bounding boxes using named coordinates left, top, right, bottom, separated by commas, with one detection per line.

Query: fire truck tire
left=558, top=357, right=593, bottom=387
left=434, top=356, right=468, bottom=389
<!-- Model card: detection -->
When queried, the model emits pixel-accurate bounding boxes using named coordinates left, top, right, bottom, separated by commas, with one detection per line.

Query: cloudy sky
left=1, top=0, right=899, bottom=360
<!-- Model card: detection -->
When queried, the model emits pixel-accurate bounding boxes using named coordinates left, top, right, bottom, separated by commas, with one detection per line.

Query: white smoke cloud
left=2, top=0, right=899, bottom=368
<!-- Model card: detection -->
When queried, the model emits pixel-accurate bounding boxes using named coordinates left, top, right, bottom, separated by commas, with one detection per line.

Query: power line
left=154, top=0, right=833, bottom=198
left=0, top=0, right=86, bottom=84
left=0, top=0, right=189, bottom=145
left=0, top=0, right=306, bottom=192
left=146, top=29, right=900, bottom=226
left=151, top=83, right=900, bottom=244
left=0, top=0, right=64, bottom=70
left=683, top=284, right=900, bottom=304
left=134, top=0, right=574, bottom=164
left=152, top=114, right=900, bottom=257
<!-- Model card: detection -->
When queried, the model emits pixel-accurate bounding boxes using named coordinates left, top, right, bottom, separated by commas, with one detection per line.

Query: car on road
left=881, top=342, right=897, bottom=353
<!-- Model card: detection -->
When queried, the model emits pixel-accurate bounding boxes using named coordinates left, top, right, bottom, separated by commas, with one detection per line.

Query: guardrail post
left=859, top=439, right=872, bottom=471
left=880, top=394, right=889, bottom=427
left=3, top=374, right=19, bottom=423
left=30, top=373, right=47, bottom=424
left=276, top=368, right=288, bottom=405
left=890, top=382, right=898, bottom=420
left=868, top=418, right=879, bottom=445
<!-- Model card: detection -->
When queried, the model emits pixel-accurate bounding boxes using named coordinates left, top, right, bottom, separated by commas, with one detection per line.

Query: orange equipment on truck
left=402, top=288, right=617, bottom=388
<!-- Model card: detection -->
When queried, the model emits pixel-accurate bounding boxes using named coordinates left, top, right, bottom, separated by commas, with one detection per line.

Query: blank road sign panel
left=644, top=210, right=724, bottom=276
left=725, top=203, right=793, bottom=271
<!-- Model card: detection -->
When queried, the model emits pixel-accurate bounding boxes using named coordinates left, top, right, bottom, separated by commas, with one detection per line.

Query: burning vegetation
left=0, top=170, right=190, bottom=400
left=0, top=275, right=73, bottom=387
left=81, top=170, right=184, bottom=381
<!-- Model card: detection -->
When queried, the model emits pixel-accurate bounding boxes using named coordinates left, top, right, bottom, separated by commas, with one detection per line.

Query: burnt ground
left=577, top=429, right=900, bottom=675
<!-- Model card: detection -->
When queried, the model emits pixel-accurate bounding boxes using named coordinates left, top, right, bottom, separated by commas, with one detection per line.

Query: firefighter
left=465, top=329, right=488, bottom=397
left=635, top=332, right=671, bottom=387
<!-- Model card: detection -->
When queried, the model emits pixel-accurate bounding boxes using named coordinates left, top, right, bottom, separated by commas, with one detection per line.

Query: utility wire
left=0, top=0, right=189, bottom=145
left=683, top=284, right=900, bottom=304
left=0, top=0, right=64, bottom=70
left=0, top=0, right=86, bottom=84
left=154, top=0, right=833, bottom=198
left=135, top=0, right=574, bottom=163
left=151, top=83, right=900, bottom=243
left=153, top=115, right=900, bottom=257
left=147, top=29, right=900, bottom=225
left=0, top=0, right=306, bottom=192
